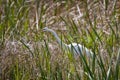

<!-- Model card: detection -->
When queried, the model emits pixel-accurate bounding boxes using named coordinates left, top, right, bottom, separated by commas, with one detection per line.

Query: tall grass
left=0, top=0, right=120, bottom=80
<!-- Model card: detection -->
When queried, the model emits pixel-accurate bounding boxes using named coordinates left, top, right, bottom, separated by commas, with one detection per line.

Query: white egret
left=43, top=27, right=93, bottom=58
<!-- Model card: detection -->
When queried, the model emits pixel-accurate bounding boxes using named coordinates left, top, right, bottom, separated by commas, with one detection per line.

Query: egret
left=43, top=27, right=93, bottom=58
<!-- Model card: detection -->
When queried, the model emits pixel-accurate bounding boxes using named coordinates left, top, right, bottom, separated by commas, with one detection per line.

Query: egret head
left=43, top=27, right=54, bottom=32
left=43, top=27, right=49, bottom=31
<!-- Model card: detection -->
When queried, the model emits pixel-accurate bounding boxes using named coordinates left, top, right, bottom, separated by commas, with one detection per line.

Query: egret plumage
left=43, top=27, right=93, bottom=58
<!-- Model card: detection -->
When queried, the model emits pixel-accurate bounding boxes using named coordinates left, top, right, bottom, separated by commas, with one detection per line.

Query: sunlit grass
left=0, top=0, right=120, bottom=80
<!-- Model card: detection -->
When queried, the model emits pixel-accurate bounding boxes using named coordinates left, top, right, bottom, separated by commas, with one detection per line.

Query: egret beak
left=42, top=28, right=46, bottom=32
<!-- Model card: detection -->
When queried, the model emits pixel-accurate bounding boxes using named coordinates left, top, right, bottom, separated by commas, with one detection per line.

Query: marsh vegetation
left=0, top=0, right=120, bottom=80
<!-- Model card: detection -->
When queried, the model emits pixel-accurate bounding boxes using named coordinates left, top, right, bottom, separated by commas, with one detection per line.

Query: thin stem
left=48, top=29, right=68, bottom=49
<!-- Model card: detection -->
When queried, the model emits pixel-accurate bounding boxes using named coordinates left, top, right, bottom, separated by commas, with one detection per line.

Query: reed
left=0, top=0, right=120, bottom=80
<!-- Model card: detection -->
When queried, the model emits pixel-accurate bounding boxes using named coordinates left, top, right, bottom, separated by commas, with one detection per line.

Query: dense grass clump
left=0, top=0, right=120, bottom=80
